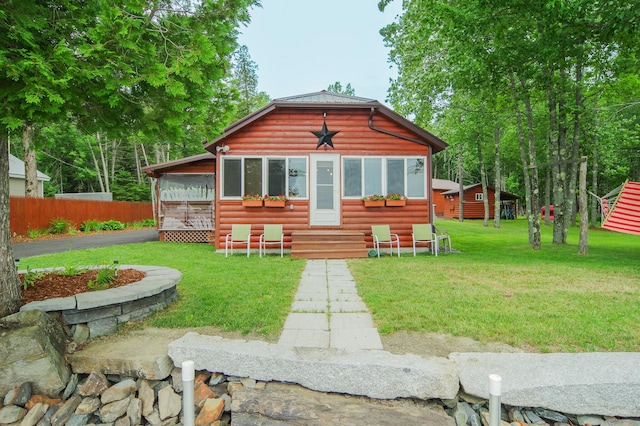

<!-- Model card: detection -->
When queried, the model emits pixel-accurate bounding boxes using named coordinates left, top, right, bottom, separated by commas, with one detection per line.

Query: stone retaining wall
left=20, top=266, right=181, bottom=338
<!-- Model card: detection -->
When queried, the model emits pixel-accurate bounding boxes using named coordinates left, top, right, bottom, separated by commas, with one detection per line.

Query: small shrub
left=49, top=218, right=71, bottom=235
left=27, top=228, right=46, bottom=239
left=141, top=218, right=155, bottom=227
left=100, top=220, right=125, bottom=231
left=21, top=267, right=44, bottom=290
left=61, top=265, right=86, bottom=276
left=87, top=262, right=119, bottom=290
left=80, top=219, right=102, bottom=232
left=130, top=218, right=155, bottom=228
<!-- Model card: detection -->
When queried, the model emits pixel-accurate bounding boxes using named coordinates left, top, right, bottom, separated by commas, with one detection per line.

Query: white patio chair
left=259, top=224, right=284, bottom=258
left=371, top=225, right=400, bottom=258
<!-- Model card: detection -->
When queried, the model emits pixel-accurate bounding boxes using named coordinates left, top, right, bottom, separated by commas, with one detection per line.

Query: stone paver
left=278, top=259, right=383, bottom=350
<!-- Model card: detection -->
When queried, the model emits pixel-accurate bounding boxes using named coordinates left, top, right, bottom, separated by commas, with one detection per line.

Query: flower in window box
left=242, top=194, right=263, bottom=200
left=362, top=194, right=385, bottom=207
left=242, top=194, right=263, bottom=207
left=263, top=194, right=287, bottom=207
left=385, top=193, right=407, bottom=206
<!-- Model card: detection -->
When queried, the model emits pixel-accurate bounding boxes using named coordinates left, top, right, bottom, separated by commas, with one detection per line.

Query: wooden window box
left=363, top=200, right=385, bottom=208
left=242, top=199, right=263, bottom=207
left=264, top=200, right=286, bottom=208
left=385, top=199, right=406, bottom=207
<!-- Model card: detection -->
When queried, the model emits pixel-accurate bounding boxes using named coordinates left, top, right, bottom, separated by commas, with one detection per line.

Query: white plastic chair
left=259, top=224, right=283, bottom=258
left=225, top=224, right=252, bottom=257
left=434, top=225, right=452, bottom=254
left=371, top=225, right=400, bottom=258
left=412, top=223, right=437, bottom=256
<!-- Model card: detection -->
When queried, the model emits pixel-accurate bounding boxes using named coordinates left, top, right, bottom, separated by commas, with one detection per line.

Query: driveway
left=12, top=229, right=159, bottom=260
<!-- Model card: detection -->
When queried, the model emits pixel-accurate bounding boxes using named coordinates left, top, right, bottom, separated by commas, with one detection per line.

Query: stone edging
left=20, top=265, right=181, bottom=338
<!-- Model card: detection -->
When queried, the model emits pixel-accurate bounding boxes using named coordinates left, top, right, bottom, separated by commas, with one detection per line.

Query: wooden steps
left=290, top=230, right=369, bottom=259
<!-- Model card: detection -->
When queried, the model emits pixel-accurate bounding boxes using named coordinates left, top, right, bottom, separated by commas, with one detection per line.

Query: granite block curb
left=449, top=352, right=640, bottom=417
left=168, top=332, right=460, bottom=400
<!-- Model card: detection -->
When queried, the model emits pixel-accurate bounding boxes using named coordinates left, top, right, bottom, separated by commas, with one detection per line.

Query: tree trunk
left=578, top=157, right=588, bottom=255
left=566, top=58, right=584, bottom=229
left=552, top=65, right=570, bottom=244
left=89, top=133, right=105, bottom=192
left=475, top=135, right=489, bottom=226
left=493, top=125, right=501, bottom=228
left=0, top=135, right=22, bottom=317
left=544, top=168, right=551, bottom=225
left=22, top=124, right=39, bottom=197
left=591, top=148, right=599, bottom=226
left=97, top=133, right=110, bottom=193
left=511, top=75, right=534, bottom=245
left=521, top=78, right=541, bottom=250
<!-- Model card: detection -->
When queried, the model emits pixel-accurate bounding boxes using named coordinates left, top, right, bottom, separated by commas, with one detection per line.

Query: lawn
left=18, top=219, right=639, bottom=352
left=349, top=219, right=640, bottom=352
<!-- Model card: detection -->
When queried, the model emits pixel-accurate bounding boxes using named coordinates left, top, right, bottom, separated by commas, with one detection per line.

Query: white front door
left=310, top=154, right=340, bottom=226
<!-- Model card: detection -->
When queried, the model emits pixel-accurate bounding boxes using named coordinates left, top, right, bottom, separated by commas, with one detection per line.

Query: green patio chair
left=371, top=225, right=400, bottom=258
left=259, top=224, right=284, bottom=258
left=225, top=224, right=252, bottom=257
left=412, top=223, right=436, bottom=256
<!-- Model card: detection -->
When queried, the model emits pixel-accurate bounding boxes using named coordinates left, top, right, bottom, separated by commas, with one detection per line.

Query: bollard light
left=489, top=374, right=502, bottom=426
left=182, top=360, right=195, bottom=426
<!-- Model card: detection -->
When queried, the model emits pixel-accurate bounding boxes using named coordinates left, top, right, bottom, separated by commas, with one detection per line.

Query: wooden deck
left=290, top=230, right=368, bottom=259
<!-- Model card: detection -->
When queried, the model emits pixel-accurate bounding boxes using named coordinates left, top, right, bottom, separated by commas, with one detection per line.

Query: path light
left=489, top=374, right=502, bottom=426
left=182, top=360, right=195, bottom=426
left=114, top=260, right=119, bottom=276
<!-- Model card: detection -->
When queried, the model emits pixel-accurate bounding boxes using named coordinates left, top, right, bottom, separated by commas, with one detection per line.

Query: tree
left=230, top=45, right=270, bottom=120
left=380, top=0, right=639, bottom=249
left=0, top=0, right=257, bottom=317
left=327, top=82, right=355, bottom=95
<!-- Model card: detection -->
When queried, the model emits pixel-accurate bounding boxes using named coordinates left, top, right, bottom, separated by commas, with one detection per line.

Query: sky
left=237, top=1, right=404, bottom=105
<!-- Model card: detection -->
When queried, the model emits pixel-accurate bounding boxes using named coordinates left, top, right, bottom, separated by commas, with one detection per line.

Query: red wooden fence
left=9, top=197, right=153, bottom=236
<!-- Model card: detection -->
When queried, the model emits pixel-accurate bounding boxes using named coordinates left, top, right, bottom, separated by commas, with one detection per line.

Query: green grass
left=20, top=244, right=307, bottom=338
left=19, top=220, right=640, bottom=352
left=348, top=219, right=640, bottom=353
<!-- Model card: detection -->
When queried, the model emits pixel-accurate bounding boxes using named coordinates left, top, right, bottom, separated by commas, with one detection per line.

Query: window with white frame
left=342, top=156, right=426, bottom=198
left=475, top=192, right=484, bottom=201
left=221, top=157, right=308, bottom=198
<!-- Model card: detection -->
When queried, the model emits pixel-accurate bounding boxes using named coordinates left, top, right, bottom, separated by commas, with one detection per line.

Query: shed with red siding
left=440, top=183, right=518, bottom=220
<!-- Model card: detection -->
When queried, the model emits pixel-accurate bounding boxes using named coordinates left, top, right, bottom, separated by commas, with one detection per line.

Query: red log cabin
left=142, top=91, right=448, bottom=257
left=433, top=179, right=518, bottom=220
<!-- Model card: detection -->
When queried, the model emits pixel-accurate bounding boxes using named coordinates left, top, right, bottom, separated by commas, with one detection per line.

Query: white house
left=9, top=153, right=51, bottom=197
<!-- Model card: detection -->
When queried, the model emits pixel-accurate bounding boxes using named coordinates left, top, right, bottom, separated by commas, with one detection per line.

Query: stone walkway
left=277, top=259, right=383, bottom=350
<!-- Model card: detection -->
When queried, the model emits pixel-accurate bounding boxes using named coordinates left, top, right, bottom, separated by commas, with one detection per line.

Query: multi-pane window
left=475, top=193, right=484, bottom=201
left=221, top=157, right=308, bottom=198
left=342, top=156, right=427, bottom=198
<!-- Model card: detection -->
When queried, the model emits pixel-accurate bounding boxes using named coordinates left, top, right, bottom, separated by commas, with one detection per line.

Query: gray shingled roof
left=275, top=91, right=375, bottom=104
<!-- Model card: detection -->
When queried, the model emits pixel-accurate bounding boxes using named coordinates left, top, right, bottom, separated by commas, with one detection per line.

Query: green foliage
left=111, top=171, right=151, bottom=202
left=21, top=267, right=44, bottom=290
left=48, top=218, right=72, bottom=235
left=87, top=263, right=119, bottom=291
left=80, top=220, right=102, bottom=232
left=327, top=82, right=355, bottom=96
left=100, top=220, right=125, bottom=231
left=27, top=228, right=48, bottom=239
left=61, top=265, right=86, bottom=276
left=229, top=45, right=271, bottom=122
left=130, top=219, right=155, bottom=228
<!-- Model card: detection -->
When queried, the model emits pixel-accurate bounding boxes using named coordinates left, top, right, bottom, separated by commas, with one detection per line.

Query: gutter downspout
left=368, top=107, right=426, bottom=144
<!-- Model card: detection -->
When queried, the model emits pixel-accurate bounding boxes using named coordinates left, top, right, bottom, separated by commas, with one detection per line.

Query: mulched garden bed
left=20, top=269, right=147, bottom=306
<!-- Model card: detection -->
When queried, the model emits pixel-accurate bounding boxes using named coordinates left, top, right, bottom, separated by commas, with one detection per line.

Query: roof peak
left=274, top=90, right=376, bottom=104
